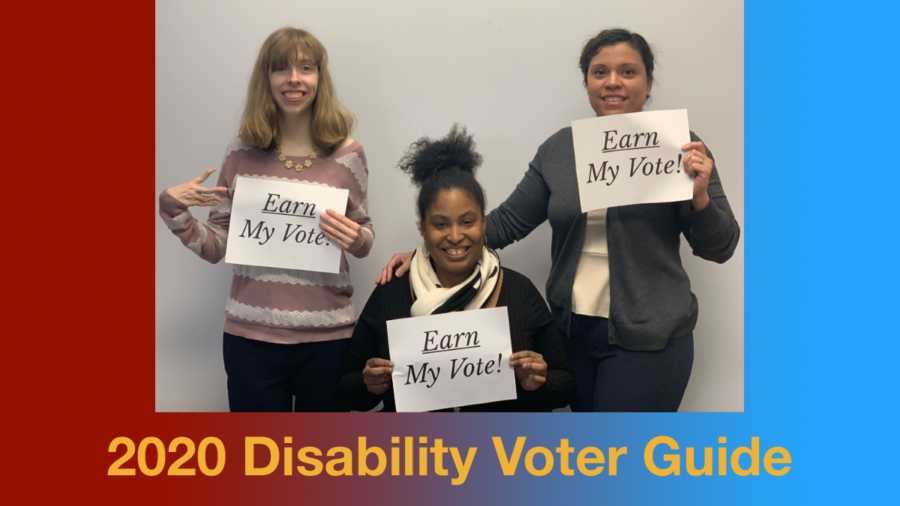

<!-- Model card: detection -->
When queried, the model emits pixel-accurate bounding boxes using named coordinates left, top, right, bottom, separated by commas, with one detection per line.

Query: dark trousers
left=223, top=332, right=349, bottom=412
left=565, top=314, right=694, bottom=412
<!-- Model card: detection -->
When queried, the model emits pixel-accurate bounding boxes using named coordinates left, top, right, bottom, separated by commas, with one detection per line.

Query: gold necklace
left=276, top=146, right=317, bottom=171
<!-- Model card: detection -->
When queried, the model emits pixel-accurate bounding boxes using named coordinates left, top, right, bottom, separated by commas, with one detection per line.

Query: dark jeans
left=566, top=314, right=694, bottom=412
left=223, top=332, right=349, bottom=412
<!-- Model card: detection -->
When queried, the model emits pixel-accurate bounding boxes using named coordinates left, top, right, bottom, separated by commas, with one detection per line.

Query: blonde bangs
left=262, top=29, right=326, bottom=73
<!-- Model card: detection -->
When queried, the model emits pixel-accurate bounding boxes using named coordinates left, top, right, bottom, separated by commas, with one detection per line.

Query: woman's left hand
left=320, top=209, right=365, bottom=253
left=510, top=351, right=547, bottom=391
left=681, top=141, right=712, bottom=210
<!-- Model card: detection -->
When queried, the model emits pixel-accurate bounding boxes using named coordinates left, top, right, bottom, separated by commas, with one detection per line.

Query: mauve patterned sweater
left=159, top=138, right=374, bottom=344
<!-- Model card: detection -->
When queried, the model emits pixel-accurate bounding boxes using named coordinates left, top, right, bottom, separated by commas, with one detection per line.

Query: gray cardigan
left=486, top=127, right=740, bottom=351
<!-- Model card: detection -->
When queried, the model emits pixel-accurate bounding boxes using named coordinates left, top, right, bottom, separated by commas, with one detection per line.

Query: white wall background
left=156, top=0, right=744, bottom=412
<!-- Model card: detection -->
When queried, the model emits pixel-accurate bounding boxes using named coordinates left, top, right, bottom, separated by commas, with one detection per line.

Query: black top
left=337, top=267, right=574, bottom=412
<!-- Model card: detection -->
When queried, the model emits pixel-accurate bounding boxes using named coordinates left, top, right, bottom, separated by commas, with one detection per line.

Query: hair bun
left=397, top=124, right=483, bottom=186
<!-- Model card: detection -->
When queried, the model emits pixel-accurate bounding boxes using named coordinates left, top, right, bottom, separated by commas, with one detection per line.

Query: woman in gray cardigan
left=377, top=29, right=740, bottom=412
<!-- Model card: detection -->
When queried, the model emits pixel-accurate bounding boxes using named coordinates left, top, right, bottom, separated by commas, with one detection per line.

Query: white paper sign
left=572, top=109, right=693, bottom=212
left=387, top=307, right=516, bottom=412
left=224, top=177, right=349, bottom=274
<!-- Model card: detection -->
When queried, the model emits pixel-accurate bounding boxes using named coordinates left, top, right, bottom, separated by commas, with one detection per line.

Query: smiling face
left=268, top=55, right=318, bottom=118
left=421, top=189, right=486, bottom=288
left=586, top=42, right=652, bottom=116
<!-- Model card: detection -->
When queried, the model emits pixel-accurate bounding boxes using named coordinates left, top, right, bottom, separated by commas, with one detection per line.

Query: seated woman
left=338, top=126, right=574, bottom=411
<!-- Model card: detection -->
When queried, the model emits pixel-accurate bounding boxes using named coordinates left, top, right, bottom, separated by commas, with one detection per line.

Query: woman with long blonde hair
left=159, top=27, right=374, bottom=412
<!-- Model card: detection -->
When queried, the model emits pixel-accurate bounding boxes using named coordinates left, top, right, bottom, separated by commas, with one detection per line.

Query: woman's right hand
left=375, top=252, right=414, bottom=285
left=165, top=168, right=229, bottom=208
left=363, top=358, right=394, bottom=395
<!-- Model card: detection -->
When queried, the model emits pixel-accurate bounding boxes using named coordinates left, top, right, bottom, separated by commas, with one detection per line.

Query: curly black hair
left=397, top=124, right=486, bottom=221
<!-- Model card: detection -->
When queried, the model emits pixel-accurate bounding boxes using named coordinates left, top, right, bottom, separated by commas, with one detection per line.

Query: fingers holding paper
left=320, top=209, right=364, bottom=253
left=363, top=357, right=394, bottom=395
left=510, top=351, right=548, bottom=391
left=681, top=141, right=712, bottom=210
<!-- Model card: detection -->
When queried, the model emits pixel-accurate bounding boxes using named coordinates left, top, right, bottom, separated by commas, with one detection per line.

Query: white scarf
left=409, top=243, right=500, bottom=317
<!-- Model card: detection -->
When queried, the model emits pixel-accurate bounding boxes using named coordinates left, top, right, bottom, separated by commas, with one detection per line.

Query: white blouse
left=571, top=209, right=611, bottom=318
